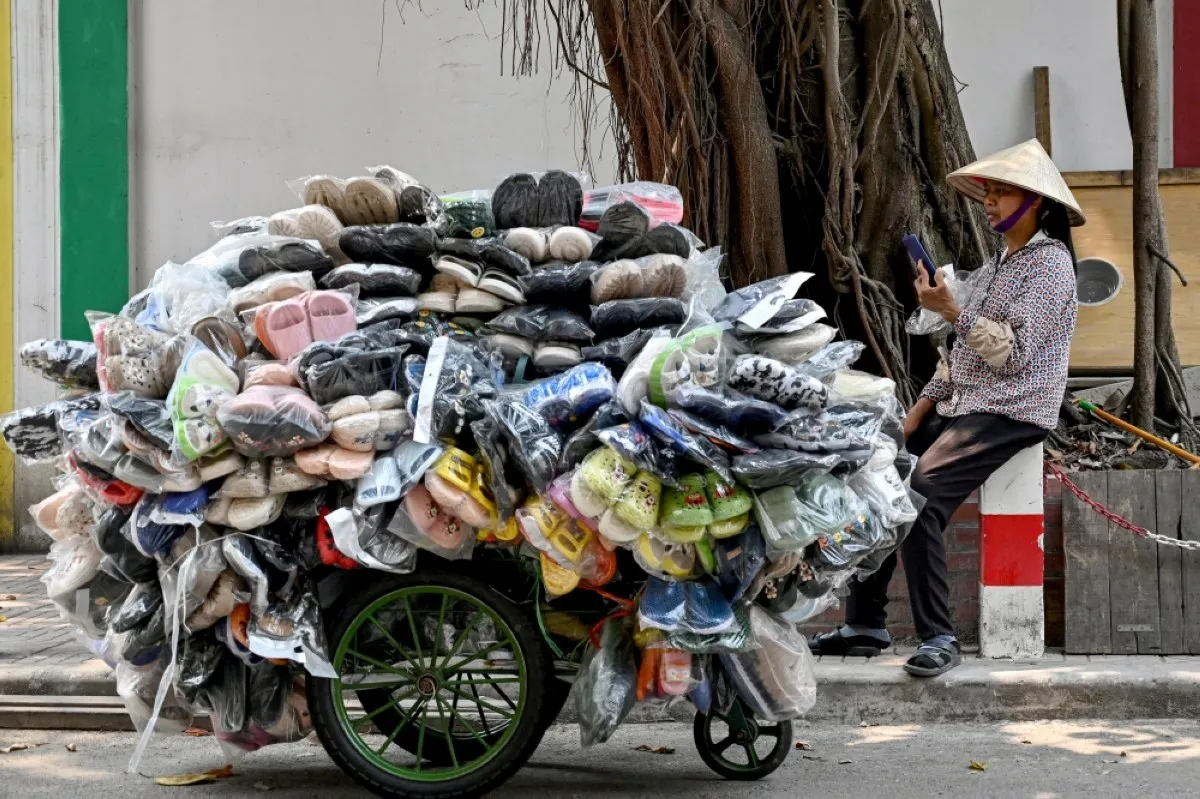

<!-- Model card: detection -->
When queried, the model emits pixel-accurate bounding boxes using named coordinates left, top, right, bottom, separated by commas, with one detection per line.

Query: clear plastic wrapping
left=720, top=606, right=816, bottom=721
left=580, top=182, right=684, bottom=232
left=338, top=223, right=438, bottom=269
left=482, top=305, right=595, bottom=344
left=19, top=339, right=99, bottom=389
left=321, top=263, right=422, bottom=296
left=753, top=471, right=870, bottom=555
left=217, top=386, right=331, bottom=458
left=575, top=619, right=638, bottom=747
left=590, top=298, right=687, bottom=338
left=412, top=337, right=498, bottom=446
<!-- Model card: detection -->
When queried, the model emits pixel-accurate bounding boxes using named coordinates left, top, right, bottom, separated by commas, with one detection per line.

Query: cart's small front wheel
left=693, top=700, right=793, bottom=781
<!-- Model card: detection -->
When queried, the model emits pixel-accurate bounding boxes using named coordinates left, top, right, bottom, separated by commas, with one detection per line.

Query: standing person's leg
left=900, top=413, right=1047, bottom=676
left=809, top=413, right=950, bottom=656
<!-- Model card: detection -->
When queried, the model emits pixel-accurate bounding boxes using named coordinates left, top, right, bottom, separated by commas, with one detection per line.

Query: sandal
left=903, top=640, right=963, bottom=678
left=661, top=473, right=713, bottom=528
left=807, top=628, right=890, bottom=658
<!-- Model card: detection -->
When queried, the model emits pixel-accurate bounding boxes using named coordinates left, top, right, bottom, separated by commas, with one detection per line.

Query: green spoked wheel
left=308, top=570, right=552, bottom=799
left=693, top=699, right=793, bottom=781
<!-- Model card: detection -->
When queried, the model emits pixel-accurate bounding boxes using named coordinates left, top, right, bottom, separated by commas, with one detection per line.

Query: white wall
left=939, top=0, right=1172, bottom=171
left=130, top=0, right=614, bottom=287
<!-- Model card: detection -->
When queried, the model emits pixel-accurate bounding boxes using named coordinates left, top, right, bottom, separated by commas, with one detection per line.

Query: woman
left=810, top=139, right=1084, bottom=676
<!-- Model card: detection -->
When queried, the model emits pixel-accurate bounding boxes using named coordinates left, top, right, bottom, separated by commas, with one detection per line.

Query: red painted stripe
left=980, top=514, right=1044, bottom=587
left=1176, top=0, right=1200, bottom=167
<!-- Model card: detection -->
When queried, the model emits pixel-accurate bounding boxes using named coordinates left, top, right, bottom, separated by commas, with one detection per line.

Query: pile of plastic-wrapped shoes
left=2, top=165, right=921, bottom=761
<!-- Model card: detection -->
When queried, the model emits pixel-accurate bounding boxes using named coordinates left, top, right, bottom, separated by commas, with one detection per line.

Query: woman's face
left=981, top=179, right=1038, bottom=229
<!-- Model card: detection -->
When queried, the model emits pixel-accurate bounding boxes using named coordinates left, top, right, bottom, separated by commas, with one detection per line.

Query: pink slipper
left=265, top=300, right=313, bottom=359
left=405, top=486, right=468, bottom=550
left=327, top=447, right=374, bottom=480
left=295, top=444, right=334, bottom=477
left=306, top=291, right=356, bottom=343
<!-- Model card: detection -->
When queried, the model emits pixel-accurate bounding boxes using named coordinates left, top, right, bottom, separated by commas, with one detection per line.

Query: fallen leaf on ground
left=969, top=760, right=987, bottom=772
left=153, top=765, right=234, bottom=787
left=795, top=741, right=813, bottom=751
left=1120, top=751, right=1127, bottom=757
left=65, top=743, right=77, bottom=753
left=0, top=594, right=16, bottom=601
left=1102, top=759, right=1119, bottom=764
left=633, top=745, right=675, bottom=755
left=2, top=743, right=48, bottom=754
left=253, top=783, right=272, bottom=792
left=0, top=616, right=7, bottom=623
left=838, top=759, right=853, bottom=765
left=183, top=728, right=212, bottom=737
left=1021, top=740, right=1033, bottom=745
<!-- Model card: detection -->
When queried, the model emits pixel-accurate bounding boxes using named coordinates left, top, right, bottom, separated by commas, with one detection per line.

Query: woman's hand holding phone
left=914, top=265, right=960, bottom=324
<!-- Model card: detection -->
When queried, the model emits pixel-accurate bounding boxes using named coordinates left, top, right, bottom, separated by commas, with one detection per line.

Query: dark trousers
left=845, top=412, right=1047, bottom=640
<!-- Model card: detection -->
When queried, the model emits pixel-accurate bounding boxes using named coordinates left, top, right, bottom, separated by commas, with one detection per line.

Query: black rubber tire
left=308, top=569, right=552, bottom=799
left=693, top=704, right=793, bottom=782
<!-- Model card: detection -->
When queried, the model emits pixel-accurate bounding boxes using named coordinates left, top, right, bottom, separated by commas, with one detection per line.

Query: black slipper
left=903, top=640, right=963, bottom=678
left=807, top=629, right=890, bottom=658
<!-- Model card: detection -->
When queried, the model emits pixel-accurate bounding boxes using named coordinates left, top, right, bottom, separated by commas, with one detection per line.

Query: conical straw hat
left=947, top=138, right=1086, bottom=226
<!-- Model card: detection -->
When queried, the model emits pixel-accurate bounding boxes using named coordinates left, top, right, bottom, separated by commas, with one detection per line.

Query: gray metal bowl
left=1076, top=257, right=1123, bottom=306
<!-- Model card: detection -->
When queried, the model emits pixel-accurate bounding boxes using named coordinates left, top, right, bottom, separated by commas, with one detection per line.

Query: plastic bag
left=325, top=506, right=416, bottom=574
left=712, top=273, right=812, bottom=329
left=92, top=506, right=159, bottom=584
left=217, top=386, right=331, bottom=458
left=738, top=298, right=827, bottom=336
left=720, top=606, right=817, bottom=721
left=117, top=658, right=193, bottom=735
left=731, top=449, right=841, bottom=489
left=482, top=305, right=595, bottom=344
left=302, top=345, right=409, bottom=406
left=54, top=569, right=132, bottom=638
left=590, top=298, right=686, bottom=338
left=470, top=417, right=519, bottom=522
left=614, top=331, right=673, bottom=414
left=484, top=396, right=563, bottom=494
left=596, top=422, right=677, bottom=485
left=753, top=471, right=870, bottom=555
left=727, top=354, right=829, bottom=411
left=338, top=223, right=438, bottom=269
left=435, top=189, right=494, bottom=239
left=321, top=263, right=422, bottom=296
left=848, top=437, right=919, bottom=528
left=638, top=401, right=732, bottom=481
left=575, top=620, right=638, bottom=747
left=713, top=527, right=767, bottom=602
left=222, top=535, right=272, bottom=614
left=509, top=362, right=615, bottom=430
left=355, top=297, right=420, bottom=327
left=905, top=266, right=983, bottom=336
left=830, top=369, right=896, bottom=401
left=582, top=328, right=659, bottom=376
left=758, top=402, right=883, bottom=455
left=520, top=261, right=600, bottom=306
left=413, top=337, right=498, bottom=446
left=437, top=236, right=533, bottom=278
left=19, top=339, right=99, bottom=389
left=42, top=535, right=102, bottom=601
left=247, top=591, right=335, bottom=678
left=386, top=494, right=477, bottom=561
left=166, top=337, right=240, bottom=462
left=140, top=261, right=234, bottom=336
left=228, top=271, right=317, bottom=313
left=749, top=323, right=837, bottom=364
left=795, top=341, right=866, bottom=381
left=558, top=401, right=633, bottom=471
left=492, top=170, right=585, bottom=229
left=106, top=392, right=176, bottom=450
left=580, top=182, right=684, bottom=232
left=237, top=238, right=335, bottom=284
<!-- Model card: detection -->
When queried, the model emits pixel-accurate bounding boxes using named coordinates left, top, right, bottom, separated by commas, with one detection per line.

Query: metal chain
left=1044, top=460, right=1200, bottom=551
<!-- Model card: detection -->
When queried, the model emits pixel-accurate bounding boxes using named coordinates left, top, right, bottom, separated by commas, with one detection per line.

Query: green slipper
left=694, top=538, right=717, bottom=575
left=581, top=446, right=638, bottom=504
left=661, top=523, right=707, bottom=544
left=613, top=471, right=664, bottom=530
left=708, top=512, right=750, bottom=539
left=705, top=471, right=753, bottom=521
left=661, top=473, right=715, bottom=528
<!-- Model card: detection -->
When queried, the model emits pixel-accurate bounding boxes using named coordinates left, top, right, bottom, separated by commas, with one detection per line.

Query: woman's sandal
left=902, top=640, right=963, bottom=678
left=807, top=628, right=890, bottom=658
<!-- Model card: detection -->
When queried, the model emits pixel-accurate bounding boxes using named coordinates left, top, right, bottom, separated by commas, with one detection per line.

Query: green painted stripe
left=58, top=0, right=129, bottom=340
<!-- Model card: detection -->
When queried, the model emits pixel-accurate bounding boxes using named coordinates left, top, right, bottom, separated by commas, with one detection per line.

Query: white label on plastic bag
left=738, top=272, right=813, bottom=330
left=414, top=336, right=449, bottom=445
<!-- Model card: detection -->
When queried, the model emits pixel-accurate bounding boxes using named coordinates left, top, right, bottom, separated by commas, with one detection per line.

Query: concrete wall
left=129, top=0, right=613, bottom=287
left=939, top=0, right=1173, bottom=171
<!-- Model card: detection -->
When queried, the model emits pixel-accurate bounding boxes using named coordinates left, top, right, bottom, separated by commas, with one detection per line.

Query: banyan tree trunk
left=502, top=0, right=992, bottom=401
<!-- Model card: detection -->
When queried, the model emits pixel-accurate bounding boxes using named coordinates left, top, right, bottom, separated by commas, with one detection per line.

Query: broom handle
left=1075, top=399, right=1200, bottom=466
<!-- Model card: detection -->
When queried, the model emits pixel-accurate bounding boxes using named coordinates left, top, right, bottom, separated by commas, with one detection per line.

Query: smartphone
left=902, top=234, right=938, bottom=280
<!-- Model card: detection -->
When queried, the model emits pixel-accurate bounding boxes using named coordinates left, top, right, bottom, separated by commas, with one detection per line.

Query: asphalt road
left=2, top=719, right=1199, bottom=797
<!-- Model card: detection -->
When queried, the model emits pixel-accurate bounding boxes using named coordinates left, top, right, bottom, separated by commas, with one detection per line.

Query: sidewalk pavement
left=4, top=555, right=1200, bottom=727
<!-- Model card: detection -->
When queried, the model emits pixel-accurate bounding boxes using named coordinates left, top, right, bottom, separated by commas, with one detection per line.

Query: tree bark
left=506, top=0, right=990, bottom=395
left=1119, top=0, right=1189, bottom=435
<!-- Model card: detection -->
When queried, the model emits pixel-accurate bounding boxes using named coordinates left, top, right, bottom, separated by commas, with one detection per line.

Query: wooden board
left=1063, top=471, right=1111, bottom=654
left=1182, top=471, right=1200, bottom=654
left=1155, top=471, right=1184, bottom=654
left=1105, top=471, right=1160, bottom=654
left=1069, top=183, right=1200, bottom=369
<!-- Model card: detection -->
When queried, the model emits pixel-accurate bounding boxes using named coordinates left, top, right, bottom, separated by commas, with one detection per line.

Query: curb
left=4, top=655, right=1200, bottom=729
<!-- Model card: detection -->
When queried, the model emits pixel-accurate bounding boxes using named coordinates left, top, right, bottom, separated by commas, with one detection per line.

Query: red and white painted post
left=978, top=444, right=1045, bottom=658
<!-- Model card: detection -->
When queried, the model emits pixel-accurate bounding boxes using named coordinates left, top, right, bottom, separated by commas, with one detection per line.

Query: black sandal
left=807, top=629, right=889, bottom=658
left=903, top=640, right=963, bottom=678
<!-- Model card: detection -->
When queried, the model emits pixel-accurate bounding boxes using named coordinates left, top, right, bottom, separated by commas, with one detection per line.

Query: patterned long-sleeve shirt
left=920, top=234, right=1077, bottom=430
